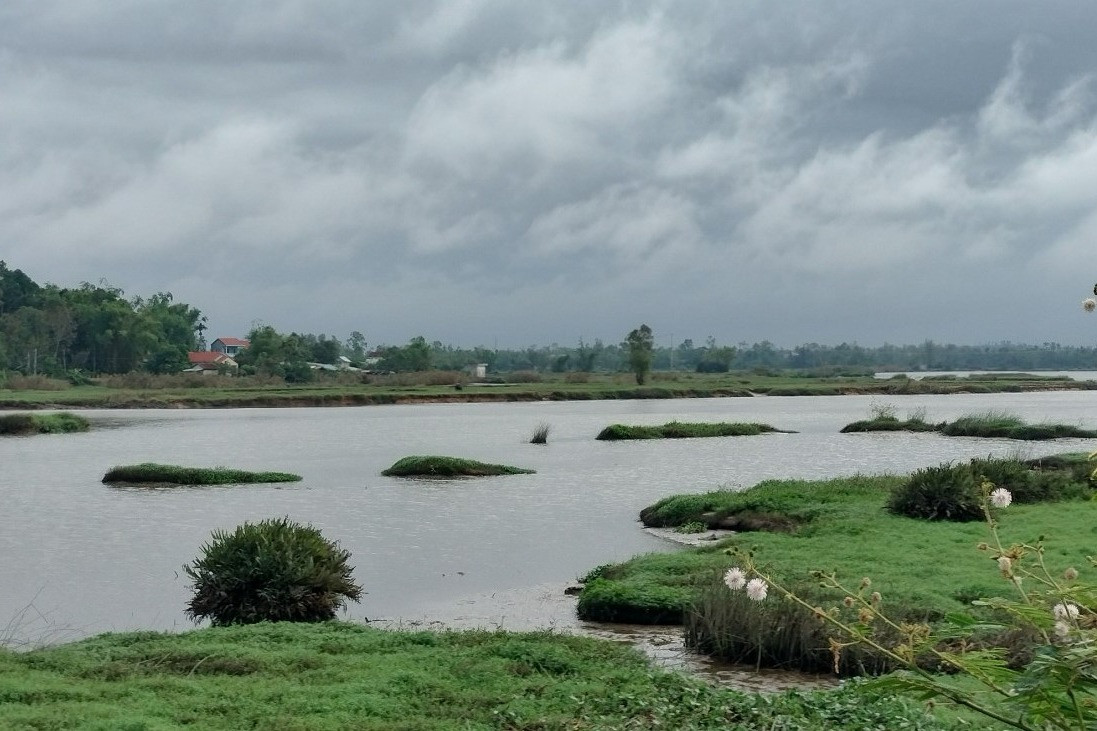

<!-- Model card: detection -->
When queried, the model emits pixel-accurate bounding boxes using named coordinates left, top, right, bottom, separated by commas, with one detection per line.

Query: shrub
left=888, top=463, right=983, bottom=521
left=102, top=463, right=301, bottom=485
left=0, top=412, right=89, bottom=435
left=183, top=517, right=362, bottom=626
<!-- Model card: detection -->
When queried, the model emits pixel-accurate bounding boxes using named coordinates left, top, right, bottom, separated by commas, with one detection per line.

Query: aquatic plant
left=530, top=422, right=551, bottom=444
left=595, top=421, right=792, bottom=440
left=0, top=412, right=89, bottom=435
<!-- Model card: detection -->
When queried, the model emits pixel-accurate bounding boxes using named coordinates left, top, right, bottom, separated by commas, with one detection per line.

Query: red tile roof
left=188, top=351, right=232, bottom=364
left=213, top=337, right=249, bottom=347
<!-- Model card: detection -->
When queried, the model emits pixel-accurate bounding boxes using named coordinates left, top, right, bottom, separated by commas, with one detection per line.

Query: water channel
left=4, top=391, right=1096, bottom=684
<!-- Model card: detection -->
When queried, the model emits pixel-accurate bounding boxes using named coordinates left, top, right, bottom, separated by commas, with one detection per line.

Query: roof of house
left=188, top=351, right=235, bottom=365
left=212, top=337, right=250, bottom=347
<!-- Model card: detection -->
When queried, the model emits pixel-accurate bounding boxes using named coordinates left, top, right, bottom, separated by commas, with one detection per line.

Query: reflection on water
left=4, top=392, right=1097, bottom=667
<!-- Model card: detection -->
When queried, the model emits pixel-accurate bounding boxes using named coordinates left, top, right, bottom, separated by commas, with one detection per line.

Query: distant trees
left=0, top=262, right=204, bottom=375
left=624, top=324, right=654, bottom=385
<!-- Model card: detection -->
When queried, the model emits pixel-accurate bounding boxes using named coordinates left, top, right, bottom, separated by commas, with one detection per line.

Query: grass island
left=381, top=455, right=536, bottom=477
left=102, top=463, right=303, bottom=485
left=0, top=411, right=89, bottom=436
left=596, top=421, right=794, bottom=440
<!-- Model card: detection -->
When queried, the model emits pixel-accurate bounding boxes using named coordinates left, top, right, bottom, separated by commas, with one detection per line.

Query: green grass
left=0, top=411, right=89, bottom=435
left=102, top=463, right=302, bottom=485
left=0, top=622, right=965, bottom=730
left=381, top=456, right=535, bottom=477
left=842, top=410, right=1097, bottom=440
left=0, top=370, right=1091, bottom=409
left=596, top=421, right=793, bottom=440
left=580, top=468, right=1097, bottom=671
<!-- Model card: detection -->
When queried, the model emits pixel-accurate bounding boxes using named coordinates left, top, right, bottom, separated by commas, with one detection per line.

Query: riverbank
left=1, top=371, right=1092, bottom=409
left=0, top=621, right=966, bottom=729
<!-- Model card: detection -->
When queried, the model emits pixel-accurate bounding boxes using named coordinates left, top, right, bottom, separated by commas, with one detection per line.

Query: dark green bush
left=183, top=517, right=362, bottom=626
left=888, top=463, right=983, bottom=521
left=381, top=456, right=534, bottom=476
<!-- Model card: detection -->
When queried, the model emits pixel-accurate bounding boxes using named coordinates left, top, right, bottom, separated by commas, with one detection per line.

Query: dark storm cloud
left=3, top=1, right=1097, bottom=346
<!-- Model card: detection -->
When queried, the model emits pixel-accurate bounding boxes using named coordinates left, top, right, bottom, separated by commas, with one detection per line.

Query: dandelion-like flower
left=1053, top=602, right=1081, bottom=621
left=1085, top=298, right=1097, bottom=313
left=745, top=578, right=768, bottom=601
left=1055, top=620, right=1072, bottom=639
left=997, top=556, right=1012, bottom=576
left=989, top=488, right=1012, bottom=508
left=1064, top=567, right=1079, bottom=581
left=724, top=567, right=747, bottom=591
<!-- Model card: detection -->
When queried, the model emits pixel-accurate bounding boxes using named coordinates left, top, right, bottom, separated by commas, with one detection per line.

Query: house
left=211, top=337, right=250, bottom=357
left=184, top=351, right=238, bottom=375
left=465, top=363, right=488, bottom=379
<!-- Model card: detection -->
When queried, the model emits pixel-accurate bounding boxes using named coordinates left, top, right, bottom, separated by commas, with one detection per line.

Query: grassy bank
left=381, top=456, right=535, bottom=477
left=578, top=461, right=1096, bottom=672
left=842, top=409, right=1097, bottom=440
left=0, top=411, right=89, bottom=435
left=0, top=370, right=1091, bottom=409
left=102, top=463, right=302, bottom=485
left=0, top=622, right=965, bottom=730
left=595, top=421, right=793, bottom=440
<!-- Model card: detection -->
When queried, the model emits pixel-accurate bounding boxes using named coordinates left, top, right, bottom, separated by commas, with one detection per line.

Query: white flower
left=723, top=567, right=747, bottom=591
left=1084, top=298, right=1096, bottom=313
left=989, top=488, right=1012, bottom=508
left=1055, top=620, right=1073, bottom=639
left=1053, top=602, right=1081, bottom=621
left=745, top=578, right=768, bottom=601
left=997, top=556, right=1012, bottom=574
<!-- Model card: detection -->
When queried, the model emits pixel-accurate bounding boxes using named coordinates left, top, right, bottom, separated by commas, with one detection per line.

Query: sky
left=3, top=1, right=1097, bottom=349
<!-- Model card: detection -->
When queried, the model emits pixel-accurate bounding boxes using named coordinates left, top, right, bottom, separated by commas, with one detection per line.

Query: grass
left=578, top=463, right=1097, bottom=674
left=102, top=463, right=302, bottom=485
left=596, top=421, right=793, bottom=440
left=1, top=370, right=1092, bottom=409
left=381, top=456, right=535, bottom=477
left=529, top=422, right=551, bottom=444
left=0, top=622, right=965, bottom=730
left=0, top=412, right=89, bottom=435
left=842, top=409, right=1097, bottom=440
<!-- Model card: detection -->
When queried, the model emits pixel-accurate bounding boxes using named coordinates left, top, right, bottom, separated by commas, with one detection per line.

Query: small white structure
left=466, top=363, right=488, bottom=379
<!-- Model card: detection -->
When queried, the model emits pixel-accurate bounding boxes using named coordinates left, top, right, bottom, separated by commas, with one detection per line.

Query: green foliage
left=381, top=455, right=535, bottom=477
left=0, top=411, right=89, bottom=435
left=102, top=463, right=302, bottom=485
left=377, top=335, right=433, bottom=372
left=888, top=463, right=984, bottom=521
left=596, top=421, right=789, bottom=440
left=939, top=411, right=1097, bottom=440
left=0, top=622, right=960, bottom=730
left=182, top=517, right=362, bottom=626
left=623, top=323, right=654, bottom=385
left=675, top=521, right=708, bottom=534
left=576, top=577, right=687, bottom=624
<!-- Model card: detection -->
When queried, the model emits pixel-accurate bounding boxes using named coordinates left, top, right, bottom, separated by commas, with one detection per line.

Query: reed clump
left=842, top=407, right=1097, bottom=440
left=0, top=412, right=89, bottom=435
left=381, top=456, right=535, bottom=477
left=529, top=422, right=551, bottom=444
left=102, top=463, right=302, bottom=485
left=595, top=421, right=793, bottom=441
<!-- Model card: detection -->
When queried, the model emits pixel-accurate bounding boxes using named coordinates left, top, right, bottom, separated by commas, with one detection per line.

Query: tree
left=624, top=324, right=654, bottom=385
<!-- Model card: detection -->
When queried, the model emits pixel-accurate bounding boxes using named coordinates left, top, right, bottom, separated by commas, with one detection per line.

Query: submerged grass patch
left=0, top=411, right=89, bottom=436
left=580, top=463, right=1097, bottom=673
left=102, top=463, right=302, bottom=485
left=841, top=408, right=1097, bottom=440
left=596, top=421, right=793, bottom=440
left=0, top=622, right=961, bottom=730
left=381, top=455, right=535, bottom=477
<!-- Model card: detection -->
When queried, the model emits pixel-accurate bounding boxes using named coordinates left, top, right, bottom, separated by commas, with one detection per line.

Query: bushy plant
left=888, top=462, right=983, bottom=521
left=183, top=517, right=362, bottom=626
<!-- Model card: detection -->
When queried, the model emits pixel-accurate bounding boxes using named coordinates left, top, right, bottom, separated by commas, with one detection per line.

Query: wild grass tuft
left=596, top=421, right=793, bottom=440
left=529, top=422, right=551, bottom=444
left=102, top=463, right=302, bottom=485
left=381, top=455, right=535, bottom=477
left=0, top=412, right=89, bottom=436
left=842, top=407, right=1097, bottom=440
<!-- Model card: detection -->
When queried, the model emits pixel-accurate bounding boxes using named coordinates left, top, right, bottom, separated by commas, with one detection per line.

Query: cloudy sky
left=3, top=1, right=1097, bottom=348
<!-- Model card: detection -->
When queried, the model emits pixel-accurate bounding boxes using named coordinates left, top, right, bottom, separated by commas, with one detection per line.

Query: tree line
left=3, top=261, right=1097, bottom=379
